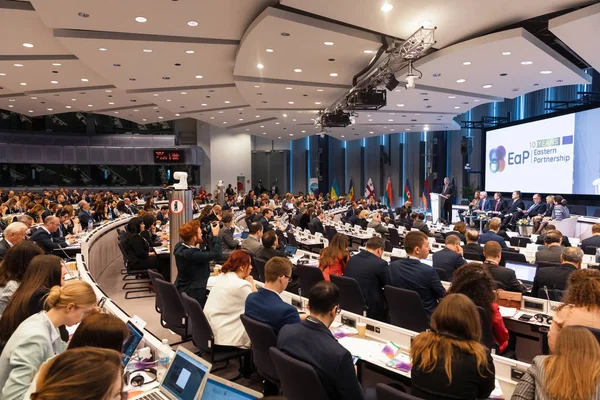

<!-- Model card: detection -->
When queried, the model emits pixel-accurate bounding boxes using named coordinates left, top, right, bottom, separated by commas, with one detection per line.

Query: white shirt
left=204, top=272, right=252, bottom=348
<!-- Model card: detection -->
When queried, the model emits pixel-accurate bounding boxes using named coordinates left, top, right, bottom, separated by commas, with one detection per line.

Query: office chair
left=476, top=306, right=496, bottom=350
left=384, top=286, right=429, bottom=332
left=330, top=275, right=368, bottom=316
left=500, top=250, right=527, bottom=266
left=269, top=348, right=329, bottom=400
left=434, top=268, right=449, bottom=282
left=297, top=264, right=324, bottom=297
left=152, top=278, right=191, bottom=344
left=375, top=383, right=423, bottom=400
left=388, top=228, right=402, bottom=249
left=240, top=315, right=280, bottom=390
left=147, top=269, right=164, bottom=313
left=253, top=257, right=268, bottom=283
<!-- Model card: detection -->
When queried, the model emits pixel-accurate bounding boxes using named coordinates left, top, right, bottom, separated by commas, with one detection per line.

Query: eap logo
left=489, top=146, right=506, bottom=173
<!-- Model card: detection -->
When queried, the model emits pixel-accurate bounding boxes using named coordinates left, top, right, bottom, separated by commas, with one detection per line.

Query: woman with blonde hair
left=29, top=347, right=124, bottom=400
left=513, top=326, right=600, bottom=400
left=548, top=269, right=600, bottom=352
left=410, top=293, right=495, bottom=399
left=318, top=233, right=350, bottom=281
left=0, top=280, right=97, bottom=399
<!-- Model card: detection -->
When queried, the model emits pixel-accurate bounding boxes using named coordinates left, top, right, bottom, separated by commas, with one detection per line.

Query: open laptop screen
left=505, top=262, right=537, bottom=283
left=200, top=375, right=262, bottom=399
left=163, top=350, right=210, bottom=400
left=284, top=245, right=297, bottom=257
left=122, top=321, right=144, bottom=367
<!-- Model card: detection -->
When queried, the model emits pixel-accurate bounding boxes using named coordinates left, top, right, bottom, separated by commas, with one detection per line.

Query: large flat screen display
left=485, top=107, right=600, bottom=195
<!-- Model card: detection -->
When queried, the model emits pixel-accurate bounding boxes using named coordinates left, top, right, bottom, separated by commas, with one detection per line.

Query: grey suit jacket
left=367, top=220, right=389, bottom=235
left=241, top=236, right=263, bottom=257
left=218, top=227, right=238, bottom=257
left=534, top=245, right=564, bottom=265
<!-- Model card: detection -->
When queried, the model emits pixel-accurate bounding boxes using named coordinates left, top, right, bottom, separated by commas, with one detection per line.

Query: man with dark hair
left=535, top=231, right=564, bottom=265
left=581, top=223, right=600, bottom=253
left=56, top=209, right=74, bottom=239
left=241, top=222, right=263, bottom=256
left=502, top=190, right=525, bottom=230
left=432, top=235, right=466, bottom=278
left=535, top=224, right=571, bottom=247
left=531, top=247, right=582, bottom=297
left=277, top=281, right=367, bottom=400
left=344, top=237, right=388, bottom=321
left=311, top=209, right=325, bottom=234
left=483, top=241, right=526, bottom=293
left=412, top=213, right=431, bottom=236
left=463, top=229, right=485, bottom=259
left=388, top=231, right=445, bottom=317
left=30, top=216, right=72, bottom=254
left=156, top=205, right=169, bottom=224
left=258, top=208, right=273, bottom=232
left=245, top=257, right=301, bottom=333
left=257, top=231, right=285, bottom=260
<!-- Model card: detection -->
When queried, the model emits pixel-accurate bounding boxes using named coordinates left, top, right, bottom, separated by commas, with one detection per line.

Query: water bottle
left=87, top=218, right=94, bottom=232
left=158, top=339, right=171, bottom=367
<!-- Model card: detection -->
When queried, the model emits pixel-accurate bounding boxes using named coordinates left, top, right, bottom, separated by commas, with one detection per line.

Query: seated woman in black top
left=446, top=221, right=467, bottom=243
left=124, top=217, right=170, bottom=280
left=0, top=254, right=66, bottom=351
left=140, top=214, right=163, bottom=247
left=173, top=219, right=221, bottom=307
left=92, top=201, right=109, bottom=222
left=410, top=293, right=496, bottom=400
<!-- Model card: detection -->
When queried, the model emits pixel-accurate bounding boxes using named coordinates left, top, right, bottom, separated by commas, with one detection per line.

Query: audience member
left=580, top=223, right=600, bottom=254
left=432, top=235, right=466, bottom=278
left=535, top=231, right=564, bottom=265
left=173, top=220, right=221, bottom=307
left=258, top=208, right=274, bottom=232
left=245, top=257, right=301, bottom=333
left=204, top=250, right=256, bottom=348
left=256, top=230, right=285, bottom=260
left=388, top=231, right=445, bottom=317
left=483, top=241, right=526, bottom=293
left=0, top=241, right=44, bottom=314
left=318, top=233, right=350, bottom=281
left=463, top=229, right=485, bottom=259
left=412, top=213, right=431, bottom=236
left=478, top=217, right=507, bottom=248
left=531, top=247, right=583, bottom=297
left=548, top=269, right=600, bottom=352
left=344, top=237, right=388, bottom=321
left=29, top=216, right=73, bottom=254
left=0, top=222, right=28, bottom=261
left=310, top=209, right=325, bottom=234
left=446, top=221, right=467, bottom=243
left=140, top=214, right=162, bottom=247
left=367, top=212, right=389, bottom=236
left=448, top=263, right=509, bottom=353
left=277, top=281, right=367, bottom=400
left=156, top=205, right=169, bottom=224
left=512, top=326, right=600, bottom=400
left=0, top=281, right=96, bottom=399
left=217, top=211, right=238, bottom=260
left=77, top=200, right=93, bottom=229
left=123, top=217, right=170, bottom=280
left=535, top=224, right=571, bottom=247
left=410, top=293, right=495, bottom=400
left=241, top=222, right=264, bottom=257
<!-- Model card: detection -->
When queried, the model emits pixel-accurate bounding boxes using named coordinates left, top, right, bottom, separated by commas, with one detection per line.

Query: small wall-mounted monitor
left=153, top=149, right=185, bottom=163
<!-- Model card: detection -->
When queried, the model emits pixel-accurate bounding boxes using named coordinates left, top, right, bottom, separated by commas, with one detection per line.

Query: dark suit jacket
left=441, top=183, right=455, bottom=198
left=476, top=198, right=493, bottom=212
left=278, top=320, right=365, bottom=400
left=388, top=258, right=446, bottom=318
left=0, top=239, right=11, bottom=261
left=525, top=202, right=548, bottom=218
left=505, top=199, right=525, bottom=216
left=412, top=220, right=431, bottom=236
left=492, top=199, right=507, bottom=213
left=245, top=288, right=300, bottom=334
left=432, top=248, right=466, bottom=278
left=478, top=231, right=507, bottom=248
left=78, top=210, right=93, bottom=229
left=446, top=231, right=466, bottom=243
left=535, top=245, right=564, bottom=265
left=463, top=242, right=485, bottom=259
left=258, top=216, right=272, bottom=232
left=310, top=217, right=325, bottom=234
left=344, top=250, right=388, bottom=321
left=484, top=261, right=526, bottom=293
left=531, top=263, right=577, bottom=297
left=535, top=234, right=571, bottom=247
left=124, top=234, right=151, bottom=265
left=218, top=227, right=238, bottom=256
left=30, top=227, right=67, bottom=253
left=581, top=235, right=600, bottom=253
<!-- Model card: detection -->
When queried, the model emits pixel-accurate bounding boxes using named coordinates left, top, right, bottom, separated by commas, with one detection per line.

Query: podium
left=430, top=193, right=446, bottom=224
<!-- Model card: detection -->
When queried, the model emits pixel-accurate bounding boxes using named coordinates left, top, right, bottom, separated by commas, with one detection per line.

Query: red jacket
left=491, top=302, right=509, bottom=353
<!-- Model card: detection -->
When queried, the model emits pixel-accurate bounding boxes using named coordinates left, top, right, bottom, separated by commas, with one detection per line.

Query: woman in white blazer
left=204, top=249, right=257, bottom=348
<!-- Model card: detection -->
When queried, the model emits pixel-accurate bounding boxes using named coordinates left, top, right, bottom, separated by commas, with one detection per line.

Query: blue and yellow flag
left=330, top=178, right=341, bottom=200
left=348, top=178, right=355, bottom=202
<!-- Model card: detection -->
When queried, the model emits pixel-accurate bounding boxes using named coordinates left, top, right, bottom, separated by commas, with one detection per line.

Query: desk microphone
left=543, top=285, right=550, bottom=301
left=56, top=242, right=76, bottom=262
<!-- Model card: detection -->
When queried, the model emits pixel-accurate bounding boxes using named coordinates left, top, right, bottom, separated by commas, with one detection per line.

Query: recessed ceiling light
left=278, top=136, right=281, bottom=139
left=135, top=16, right=147, bottom=23
left=540, top=70, right=552, bottom=74
left=266, top=48, right=274, bottom=53
left=238, top=118, right=244, bottom=121
left=330, top=73, right=338, bottom=77
left=285, top=87, right=292, bottom=90
left=210, top=117, right=215, bottom=119
left=23, top=43, right=34, bottom=48
left=260, top=125, right=264, bottom=128
left=462, top=61, right=471, bottom=65
left=502, top=51, right=512, bottom=55
left=224, top=100, right=230, bottom=104
left=301, top=130, right=306, bottom=133
left=381, top=3, right=393, bottom=12
left=283, top=114, right=288, bottom=117
left=81, top=78, right=89, bottom=82
left=185, top=50, right=194, bottom=54
left=482, top=84, right=493, bottom=88
left=474, top=99, right=481, bottom=102
left=181, top=92, right=187, bottom=95
left=222, top=121, right=227, bottom=124
left=324, top=41, right=334, bottom=46
left=50, top=80, right=58, bottom=84
left=20, top=82, right=26, bottom=86
left=289, top=134, right=294, bottom=136
left=388, top=119, right=394, bottom=122
left=257, top=63, right=264, bottom=69
left=28, top=110, right=33, bottom=113
left=133, top=109, right=139, bottom=112
left=52, top=63, right=61, bottom=66
left=368, top=119, right=373, bottom=122
left=71, top=98, right=76, bottom=101
left=142, top=119, right=147, bottom=121
left=218, top=111, right=223, bottom=113
left=166, top=99, right=172, bottom=102
left=397, top=104, right=404, bottom=107
left=8, top=99, right=15, bottom=102
left=8, top=105, right=13, bottom=108
left=47, top=108, right=53, bottom=111
left=88, top=104, right=93, bottom=107
left=369, top=131, right=374, bottom=134
left=294, top=68, right=302, bottom=72
left=159, top=116, right=164, bottom=119
left=143, top=49, right=152, bottom=53
left=98, top=47, right=107, bottom=51
left=175, top=113, right=180, bottom=117
left=521, top=61, right=533, bottom=65
left=317, top=89, right=324, bottom=92
left=194, top=75, right=203, bottom=79
left=363, top=50, right=374, bottom=54
left=456, top=79, right=466, bottom=83
left=275, top=122, right=280, bottom=125
left=262, top=132, right=266, bottom=135
left=292, top=119, right=296, bottom=122
left=201, top=103, right=207, bottom=106
left=288, top=101, right=294, bottom=104
left=448, top=96, right=456, bottom=99
left=454, top=106, right=460, bottom=109
left=108, top=102, right=115, bottom=105
left=187, top=20, right=198, bottom=27
left=14, top=64, right=23, bottom=67
left=315, top=102, right=322, bottom=105
left=254, top=85, right=260, bottom=88
left=0, top=73, right=5, bottom=76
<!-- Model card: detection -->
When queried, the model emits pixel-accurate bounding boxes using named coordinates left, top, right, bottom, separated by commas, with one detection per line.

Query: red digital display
left=153, top=149, right=185, bottom=163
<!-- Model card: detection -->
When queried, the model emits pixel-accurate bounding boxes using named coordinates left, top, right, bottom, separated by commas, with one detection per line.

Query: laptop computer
left=505, top=261, right=537, bottom=289
left=122, top=321, right=145, bottom=367
left=130, top=347, right=212, bottom=400
left=284, top=245, right=298, bottom=257
left=241, top=231, right=250, bottom=239
left=199, top=374, right=263, bottom=399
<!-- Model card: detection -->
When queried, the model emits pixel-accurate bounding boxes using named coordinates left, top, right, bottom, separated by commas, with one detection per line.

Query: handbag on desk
left=496, top=290, right=522, bottom=309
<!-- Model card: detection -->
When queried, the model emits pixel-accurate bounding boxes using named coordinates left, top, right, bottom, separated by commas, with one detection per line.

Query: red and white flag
left=364, top=177, right=375, bottom=199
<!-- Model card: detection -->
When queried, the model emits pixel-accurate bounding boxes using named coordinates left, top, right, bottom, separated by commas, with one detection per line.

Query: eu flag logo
left=562, top=135, right=573, bottom=145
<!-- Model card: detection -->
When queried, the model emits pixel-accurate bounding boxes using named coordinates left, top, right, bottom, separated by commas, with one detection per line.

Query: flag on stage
left=422, top=176, right=431, bottom=212
left=384, top=177, right=393, bottom=207
left=364, top=177, right=375, bottom=199
left=330, top=178, right=341, bottom=200
left=348, top=178, right=355, bottom=202
left=403, top=178, right=412, bottom=204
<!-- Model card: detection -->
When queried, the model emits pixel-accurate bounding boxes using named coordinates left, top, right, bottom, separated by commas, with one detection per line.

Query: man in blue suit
left=479, top=217, right=508, bottom=248
left=521, top=193, right=548, bottom=219
left=474, top=191, right=493, bottom=214
left=388, top=231, right=446, bottom=318
left=432, top=235, right=467, bottom=278
left=245, top=257, right=301, bottom=333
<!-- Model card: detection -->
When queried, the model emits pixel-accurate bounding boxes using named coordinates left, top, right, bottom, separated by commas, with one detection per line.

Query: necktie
left=527, top=204, right=535, bottom=212
left=481, top=200, right=484, bottom=211
left=495, top=201, right=499, bottom=211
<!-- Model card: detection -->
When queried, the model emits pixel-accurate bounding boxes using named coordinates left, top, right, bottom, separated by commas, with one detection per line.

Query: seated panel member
left=580, top=223, right=600, bottom=253
left=491, top=192, right=507, bottom=215
left=463, top=229, right=485, bottom=259
left=29, top=216, right=73, bottom=254
left=388, top=231, right=446, bottom=318
left=245, top=257, right=301, bottom=333
left=344, top=237, right=388, bottom=321
left=521, top=193, right=548, bottom=219
left=241, top=222, right=264, bottom=257
left=535, top=231, right=564, bottom=265
left=432, top=235, right=466, bottom=278
left=478, top=217, right=507, bottom=249
left=483, top=241, right=526, bottom=293
left=531, top=247, right=583, bottom=297
left=277, top=281, right=367, bottom=400
left=473, top=191, right=493, bottom=214
left=502, top=190, right=525, bottom=229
